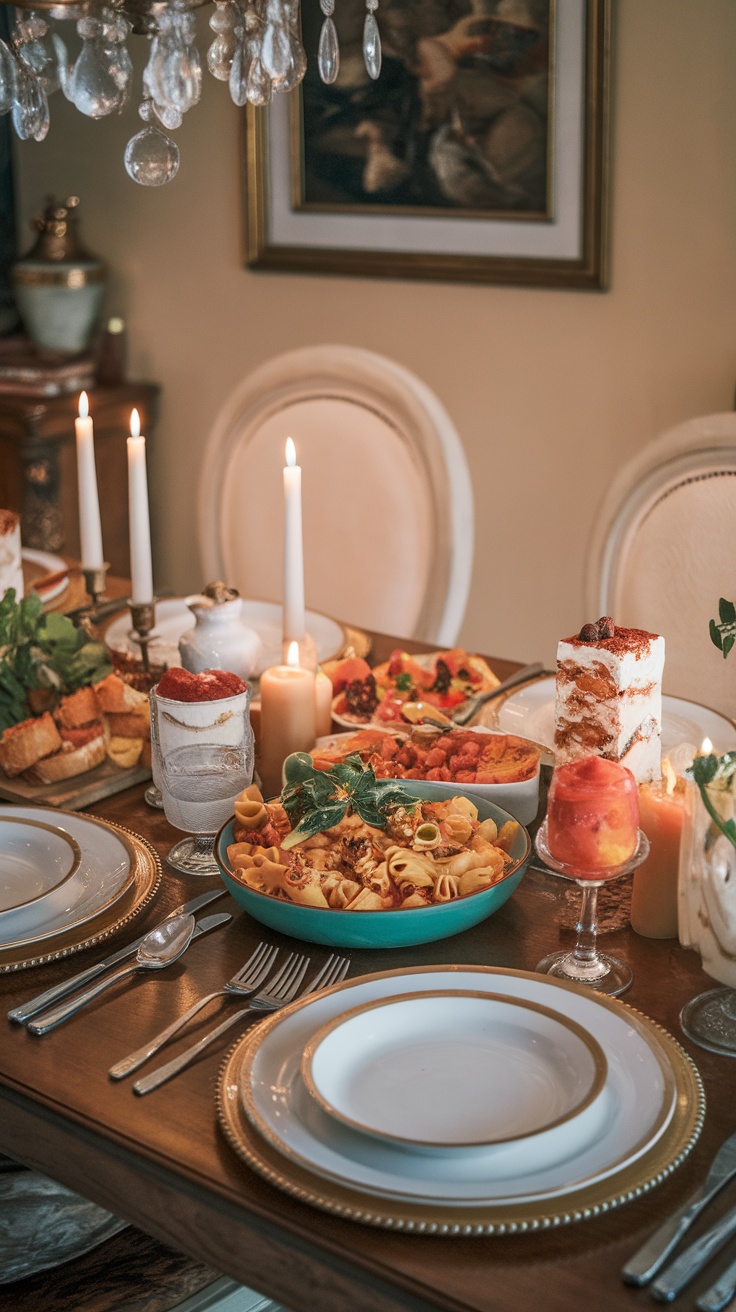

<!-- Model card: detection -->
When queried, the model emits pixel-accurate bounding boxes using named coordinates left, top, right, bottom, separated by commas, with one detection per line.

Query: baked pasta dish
left=225, top=759, right=520, bottom=913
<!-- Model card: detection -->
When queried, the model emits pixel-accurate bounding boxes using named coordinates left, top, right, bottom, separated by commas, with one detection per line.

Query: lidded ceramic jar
left=11, top=196, right=106, bottom=356
left=178, top=581, right=263, bottom=681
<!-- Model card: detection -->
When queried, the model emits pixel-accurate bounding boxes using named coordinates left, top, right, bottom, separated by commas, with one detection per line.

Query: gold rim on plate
left=0, top=821, right=162, bottom=972
left=216, top=966, right=704, bottom=1235
left=300, top=990, right=608, bottom=1152
left=0, top=816, right=82, bottom=915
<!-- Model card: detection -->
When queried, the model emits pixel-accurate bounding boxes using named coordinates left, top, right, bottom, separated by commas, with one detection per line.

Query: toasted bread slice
left=0, top=713, right=63, bottom=777
left=94, top=673, right=148, bottom=715
left=105, top=706, right=150, bottom=740
left=25, top=733, right=106, bottom=783
left=55, top=686, right=99, bottom=730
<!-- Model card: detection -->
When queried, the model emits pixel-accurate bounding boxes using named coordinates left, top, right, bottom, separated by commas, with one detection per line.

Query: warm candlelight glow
left=662, top=758, right=677, bottom=796
left=130, top=408, right=141, bottom=439
left=78, top=390, right=89, bottom=420
left=285, top=437, right=296, bottom=467
left=286, top=640, right=300, bottom=668
left=700, top=737, right=713, bottom=757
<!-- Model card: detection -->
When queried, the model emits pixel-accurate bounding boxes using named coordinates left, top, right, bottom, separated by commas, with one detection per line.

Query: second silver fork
left=109, top=941, right=279, bottom=1080
left=132, top=953, right=350, bottom=1096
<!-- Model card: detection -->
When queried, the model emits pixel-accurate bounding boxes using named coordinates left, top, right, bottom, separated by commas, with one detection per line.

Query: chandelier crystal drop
left=0, top=0, right=378, bottom=185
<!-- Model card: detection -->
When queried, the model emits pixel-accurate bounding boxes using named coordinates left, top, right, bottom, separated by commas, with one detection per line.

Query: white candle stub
left=127, top=407, right=154, bottom=605
left=75, top=390, right=104, bottom=571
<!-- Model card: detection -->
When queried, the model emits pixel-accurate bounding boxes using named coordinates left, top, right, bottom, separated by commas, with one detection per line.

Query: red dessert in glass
left=156, top=668, right=247, bottom=702
left=546, top=757, right=639, bottom=875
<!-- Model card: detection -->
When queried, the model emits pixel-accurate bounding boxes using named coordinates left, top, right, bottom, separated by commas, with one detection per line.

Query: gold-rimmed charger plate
left=217, top=968, right=704, bottom=1235
left=0, top=821, right=161, bottom=972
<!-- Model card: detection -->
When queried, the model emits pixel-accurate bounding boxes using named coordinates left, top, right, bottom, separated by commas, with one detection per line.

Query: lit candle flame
left=285, top=437, right=296, bottom=468
left=130, top=408, right=141, bottom=439
left=286, top=640, right=299, bottom=668
left=662, top=757, right=677, bottom=796
left=78, top=391, right=89, bottom=420
left=701, top=737, right=713, bottom=757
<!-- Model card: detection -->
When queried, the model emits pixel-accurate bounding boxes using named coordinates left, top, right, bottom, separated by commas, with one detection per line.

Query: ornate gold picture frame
left=243, top=0, right=609, bottom=289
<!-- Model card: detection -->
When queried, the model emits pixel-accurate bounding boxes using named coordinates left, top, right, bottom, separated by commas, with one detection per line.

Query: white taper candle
left=127, top=408, right=154, bottom=605
left=75, top=391, right=104, bottom=570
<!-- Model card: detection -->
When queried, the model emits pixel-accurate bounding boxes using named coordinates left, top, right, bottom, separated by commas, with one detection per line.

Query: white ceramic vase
left=178, top=595, right=263, bottom=681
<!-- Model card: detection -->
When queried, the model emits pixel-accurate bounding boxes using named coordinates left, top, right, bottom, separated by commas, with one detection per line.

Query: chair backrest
left=198, top=345, right=473, bottom=646
left=587, top=413, right=736, bottom=720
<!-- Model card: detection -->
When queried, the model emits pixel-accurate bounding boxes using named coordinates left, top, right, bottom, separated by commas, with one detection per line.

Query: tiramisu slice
left=555, top=617, right=665, bottom=783
left=0, top=509, right=23, bottom=601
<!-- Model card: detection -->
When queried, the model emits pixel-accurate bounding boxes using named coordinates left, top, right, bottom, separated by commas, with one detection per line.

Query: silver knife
left=622, top=1131, right=736, bottom=1286
left=27, top=911, right=232, bottom=1035
left=650, top=1201, right=736, bottom=1303
left=7, top=888, right=228, bottom=1024
left=696, top=1252, right=736, bottom=1312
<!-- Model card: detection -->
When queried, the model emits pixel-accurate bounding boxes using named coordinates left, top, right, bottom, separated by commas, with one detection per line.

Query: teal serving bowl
left=214, top=782, right=531, bottom=949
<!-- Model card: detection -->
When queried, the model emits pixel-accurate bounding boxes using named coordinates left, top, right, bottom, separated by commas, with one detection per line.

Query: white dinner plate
left=240, top=966, right=677, bottom=1207
left=104, top=597, right=346, bottom=678
left=0, top=807, right=136, bottom=949
left=301, top=989, right=607, bottom=1154
left=493, top=677, right=736, bottom=757
left=0, top=817, right=81, bottom=915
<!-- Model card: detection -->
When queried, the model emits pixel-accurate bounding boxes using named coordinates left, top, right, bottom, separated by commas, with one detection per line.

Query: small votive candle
left=630, top=759, right=686, bottom=939
left=259, top=641, right=317, bottom=798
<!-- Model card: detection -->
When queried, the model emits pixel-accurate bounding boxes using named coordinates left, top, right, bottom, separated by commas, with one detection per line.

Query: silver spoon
left=449, top=662, right=545, bottom=726
left=28, top=913, right=196, bottom=1035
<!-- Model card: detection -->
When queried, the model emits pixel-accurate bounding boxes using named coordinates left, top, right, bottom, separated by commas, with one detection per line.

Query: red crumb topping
left=0, top=509, right=19, bottom=535
left=157, top=668, right=247, bottom=702
left=563, top=626, right=660, bottom=657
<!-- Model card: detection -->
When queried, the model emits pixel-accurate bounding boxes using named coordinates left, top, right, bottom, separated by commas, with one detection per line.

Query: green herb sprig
left=709, top=598, right=736, bottom=659
left=690, top=751, right=736, bottom=854
left=280, top=753, right=415, bottom=850
left=0, top=589, right=112, bottom=732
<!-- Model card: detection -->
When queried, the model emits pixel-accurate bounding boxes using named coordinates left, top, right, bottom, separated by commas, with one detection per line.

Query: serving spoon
left=28, top=913, right=197, bottom=1035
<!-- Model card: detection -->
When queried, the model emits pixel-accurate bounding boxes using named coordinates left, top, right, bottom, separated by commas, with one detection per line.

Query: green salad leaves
left=0, top=589, right=112, bottom=732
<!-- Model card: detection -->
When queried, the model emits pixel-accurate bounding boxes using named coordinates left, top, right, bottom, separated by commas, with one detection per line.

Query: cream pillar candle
left=259, top=641, right=316, bottom=798
left=75, top=391, right=104, bottom=570
left=630, top=760, right=686, bottom=939
left=127, top=408, right=153, bottom=605
left=315, top=668, right=333, bottom=738
left=283, top=437, right=305, bottom=644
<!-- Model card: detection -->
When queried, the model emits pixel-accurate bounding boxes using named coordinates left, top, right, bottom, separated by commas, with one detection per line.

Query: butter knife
left=622, top=1130, right=736, bottom=1286
left=696, top=1252, right=736, bottom=1312
left=650, top=1201, right=736, bottom=1303
left=8, top=888, right=228, bottom=1024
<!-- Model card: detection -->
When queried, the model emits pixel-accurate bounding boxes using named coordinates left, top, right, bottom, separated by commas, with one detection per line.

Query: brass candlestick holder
left=129, top=600, right=156, bottom=673
left=82, top=563, right=109, bottom=609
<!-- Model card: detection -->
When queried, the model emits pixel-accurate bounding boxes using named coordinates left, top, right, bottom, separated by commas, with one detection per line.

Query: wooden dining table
left=1, top=630, right=735, bottom=1312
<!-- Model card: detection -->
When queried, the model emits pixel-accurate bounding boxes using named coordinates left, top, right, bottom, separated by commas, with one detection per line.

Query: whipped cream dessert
left=0, top=510, right=23, bottom=601
left=555, top=618, right=665, bottom=783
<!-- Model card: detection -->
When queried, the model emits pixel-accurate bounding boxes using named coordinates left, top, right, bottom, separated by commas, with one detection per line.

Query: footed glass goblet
left=679, top=752, right=736, bottom=1055
left=535, top=820, right=649, bottom=997
left=151, top=679, right=253, bottom=876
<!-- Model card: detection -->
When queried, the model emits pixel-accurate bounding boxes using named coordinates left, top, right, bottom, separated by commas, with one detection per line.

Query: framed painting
left=243, top=0, right=610, bottom=288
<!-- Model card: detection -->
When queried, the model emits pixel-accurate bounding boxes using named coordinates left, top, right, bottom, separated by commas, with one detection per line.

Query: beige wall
left=15, top=0, right=736, bottom=666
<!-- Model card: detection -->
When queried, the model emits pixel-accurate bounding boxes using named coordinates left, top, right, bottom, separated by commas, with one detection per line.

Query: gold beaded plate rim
left=0, top=822, right=161, bottom=972
left=216, top=965, right=704, bottom=1235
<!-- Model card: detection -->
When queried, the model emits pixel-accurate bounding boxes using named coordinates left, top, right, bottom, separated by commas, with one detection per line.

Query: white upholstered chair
left=198, top=346, right=473, bottom=646
left=586, top=412, right=736, bottom=720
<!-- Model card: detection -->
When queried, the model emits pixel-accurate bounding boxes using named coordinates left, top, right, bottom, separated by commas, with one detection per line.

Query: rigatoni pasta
left=226, top=785, right=518, bottom=913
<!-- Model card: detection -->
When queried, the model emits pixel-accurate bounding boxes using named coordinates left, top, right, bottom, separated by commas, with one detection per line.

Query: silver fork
left=132, top=953, right=350, bottom=1096
left=109, top=941, right=279, bottom=1081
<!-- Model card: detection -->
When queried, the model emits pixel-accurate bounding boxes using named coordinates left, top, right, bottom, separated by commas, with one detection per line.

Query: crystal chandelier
left=0, top=0, right=382, bottom=185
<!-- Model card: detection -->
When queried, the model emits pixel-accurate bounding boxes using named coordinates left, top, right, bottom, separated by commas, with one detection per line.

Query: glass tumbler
left=150, top=682, right=254, bottom=876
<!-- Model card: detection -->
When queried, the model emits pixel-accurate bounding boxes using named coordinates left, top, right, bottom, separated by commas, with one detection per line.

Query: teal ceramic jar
left=11, top=196, right=106, bottom=356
